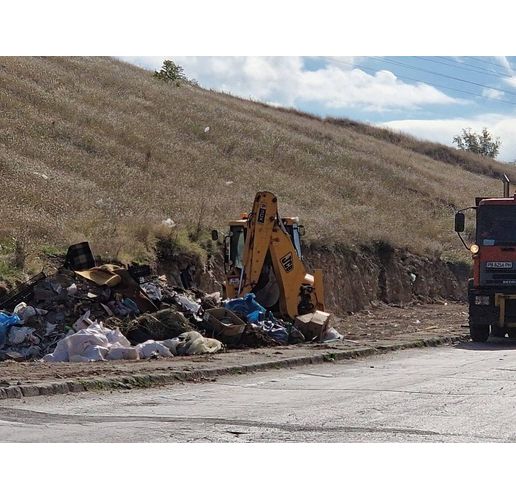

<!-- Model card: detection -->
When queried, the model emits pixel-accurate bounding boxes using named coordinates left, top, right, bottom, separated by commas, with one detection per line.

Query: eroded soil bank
left=305, top=244, right=469, bottom=313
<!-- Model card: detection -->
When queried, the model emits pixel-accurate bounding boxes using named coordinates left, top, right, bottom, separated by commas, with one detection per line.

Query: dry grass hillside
left=0, top=56, right=506, bottom=275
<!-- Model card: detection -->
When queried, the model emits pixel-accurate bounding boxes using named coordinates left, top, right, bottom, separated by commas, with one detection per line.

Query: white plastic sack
left=160, top=337, right=181, bottom=355
left=43, top=330, right=109, bottom=362
left=73, top=310, right=93, bottom=332
left=176, top=331, right=223, bottom=355
left=106, top=346, right=139, bottom=361
left=175, top=295, right=201, bottom=314
left=323, top=327, right=343, bottom=343
left=135, top=340, right=173, bottom=359
left=42, top=322, right=131, bottom=363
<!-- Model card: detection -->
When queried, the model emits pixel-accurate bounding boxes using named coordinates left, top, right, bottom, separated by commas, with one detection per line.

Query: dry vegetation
left=0, top=56, right=507, bottom=274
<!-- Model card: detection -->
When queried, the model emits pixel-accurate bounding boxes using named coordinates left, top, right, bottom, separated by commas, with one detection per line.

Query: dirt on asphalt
left=0, top=302, right=468, bottom=387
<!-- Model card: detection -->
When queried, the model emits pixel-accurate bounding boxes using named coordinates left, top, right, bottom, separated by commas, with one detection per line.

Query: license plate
left=486, top=262, right=513, bottom=269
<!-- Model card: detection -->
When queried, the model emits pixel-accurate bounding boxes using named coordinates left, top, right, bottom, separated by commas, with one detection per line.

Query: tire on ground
left=491, top=325, right=506, bottom=338
left=470, top=324, right=490, bottom=342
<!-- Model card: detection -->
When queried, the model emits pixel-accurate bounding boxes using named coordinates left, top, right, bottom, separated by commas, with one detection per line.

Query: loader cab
left=226, top=216, right=304, bottom=272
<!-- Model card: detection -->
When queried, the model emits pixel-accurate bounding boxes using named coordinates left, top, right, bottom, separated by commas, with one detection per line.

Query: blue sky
left=119, top=56, right=516, bottom=161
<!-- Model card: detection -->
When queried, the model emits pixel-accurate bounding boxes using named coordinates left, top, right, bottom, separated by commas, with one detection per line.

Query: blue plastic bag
left=0, top=312, right=21, bottom=348
left=256, top=319, right=289, bottom=344
left=224, top=293, right=266, bottom=323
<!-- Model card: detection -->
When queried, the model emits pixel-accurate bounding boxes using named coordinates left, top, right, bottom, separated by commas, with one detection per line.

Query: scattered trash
left=175, top=294, right=201, bottom=315
left=8, top=326, right=37, bottom=345
left=0, top=240, right=342, bottom=363
left=294, top=310, right=331, bottom=341
left=125, top=308, right=191, bottom=345
left=0, top=312, right=21, bottom=338
left=140, top=282, right=162, bottom=302
left=136, top=340, right=173, bottom=359
left=64, top=241, right=96, bottom=271
left=204, top=308, right=245, bottom=344
left=161, top=218, right=176, bottom=228
left=253, top=319, right=289, bottom=344
left=323, top=327, right=343, bottom=343
left=224, top=293, right=266, bottom=322
left=175, top=331, right=223, bottom=355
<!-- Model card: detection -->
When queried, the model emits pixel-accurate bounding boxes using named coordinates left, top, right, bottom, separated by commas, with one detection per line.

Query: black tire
left=491, top=325, right=507, bottom=338
left=470, top=324, right=490, bottom=342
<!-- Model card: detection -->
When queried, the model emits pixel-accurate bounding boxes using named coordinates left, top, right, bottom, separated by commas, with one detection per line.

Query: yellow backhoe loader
left=213, top=191, right=326, bottom=321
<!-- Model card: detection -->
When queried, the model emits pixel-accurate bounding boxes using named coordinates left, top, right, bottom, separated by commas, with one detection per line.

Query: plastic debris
left=175, top=294, right=201, bottom=314
left=175, top=331, right=223, bottom=355
left=0, top=312, right=21, bottom=337
left=73, top=310, right=93, bottom=332
left=136, top=340, right=173, bottom=359
left=224, top=293, right=266, bottom=322
left=253, top=320, right=289, bottom=344
left=322, top=327, right=343, bottom=343
left=161, top=218, right=176, bottom=228
left=42, top=322, right=130, bottom=363
left=140, top=282, right=162, bottom=302
left=8, top=326, right=37, bottom=345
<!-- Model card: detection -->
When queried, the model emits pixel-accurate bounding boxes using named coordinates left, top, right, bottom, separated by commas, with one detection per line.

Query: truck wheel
left=470, top=325, right=489, bottom=342
left=491, top=325, right=507, bottom=338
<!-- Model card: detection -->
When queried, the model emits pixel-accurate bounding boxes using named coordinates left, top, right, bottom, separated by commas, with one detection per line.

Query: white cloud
left=482, top=88, right=504, bottom=100
left=119, top=56, right=458, bottom=112
left=495, top=56, right=514, bottom=74
left=504, top=76, right=516, bottom=88
left=381, top=114, right=516, bottom=161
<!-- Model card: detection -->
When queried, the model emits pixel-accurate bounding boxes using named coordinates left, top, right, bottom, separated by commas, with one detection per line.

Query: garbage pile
left=213, top=292, right=342, bottom=347
left=0, top=242, right=341, bottom=363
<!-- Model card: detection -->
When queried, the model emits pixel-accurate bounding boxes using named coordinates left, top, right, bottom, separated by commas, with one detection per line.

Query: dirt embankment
left=157, top=243, right=470, bottom=315
left=305, top=244, right=469, bottom=313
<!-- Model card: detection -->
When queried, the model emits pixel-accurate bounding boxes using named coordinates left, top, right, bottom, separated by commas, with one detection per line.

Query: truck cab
left=455, top=176, right=516, bottom=341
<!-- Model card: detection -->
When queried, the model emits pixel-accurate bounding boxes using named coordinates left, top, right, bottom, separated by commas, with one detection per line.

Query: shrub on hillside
left=153, top=60, right=189, bottom=86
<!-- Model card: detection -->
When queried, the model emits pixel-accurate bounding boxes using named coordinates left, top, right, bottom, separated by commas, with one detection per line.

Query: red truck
left=455, top=175, right=516, bottom=342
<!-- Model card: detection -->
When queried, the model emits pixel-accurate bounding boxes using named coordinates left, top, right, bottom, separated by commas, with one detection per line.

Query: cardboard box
left=204, top=308, right=246, bottom=344
left=294, top=310, right=331, bottom=341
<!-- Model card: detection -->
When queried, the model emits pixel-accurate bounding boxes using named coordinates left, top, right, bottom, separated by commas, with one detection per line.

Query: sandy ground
left=0, top=302, right=467, bottom=386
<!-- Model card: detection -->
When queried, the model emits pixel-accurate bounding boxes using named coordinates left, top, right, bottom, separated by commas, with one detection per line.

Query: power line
left=416, top=56, right=513, bottom=79
left=434, top=57, right=512, bottom=78
left=323, top=57, right=516, bottom=106
left=370, top=56, right=516, bottom=98
left=469, top=56, right=513, bottom=71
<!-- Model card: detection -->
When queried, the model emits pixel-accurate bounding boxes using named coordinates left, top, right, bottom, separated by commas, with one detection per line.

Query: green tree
left=453, top=127, right=501, bottom=159
left=153, top=60, right=187, bottom=86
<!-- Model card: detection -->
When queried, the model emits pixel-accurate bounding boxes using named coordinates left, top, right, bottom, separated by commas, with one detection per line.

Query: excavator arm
left=239, top=192, right=277, bottom=295
left=236, top=191, right=325, bottom=319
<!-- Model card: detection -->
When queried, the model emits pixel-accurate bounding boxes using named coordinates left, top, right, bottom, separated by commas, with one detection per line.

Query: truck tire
left=470, top=324, right=489, bottom=342
left=492, top=325, right=507, bottom=338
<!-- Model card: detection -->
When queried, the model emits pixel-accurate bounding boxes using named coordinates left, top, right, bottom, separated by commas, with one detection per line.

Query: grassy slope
left=0, top=56, right=506, bottom=268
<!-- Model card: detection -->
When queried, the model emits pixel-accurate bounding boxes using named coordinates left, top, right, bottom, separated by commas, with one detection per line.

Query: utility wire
left=370, top=56, right=516, bottom=98
left=434, top=57, right=513, bottom=78
left=469, top=56, right=513, bottom=71
left=322, top=56, right=516, bottom=106
left=415, top=56, right=513, bottom=79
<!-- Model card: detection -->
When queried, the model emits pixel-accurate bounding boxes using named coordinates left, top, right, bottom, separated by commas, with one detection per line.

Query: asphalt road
left=2, top=341, right=516, bottom=442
